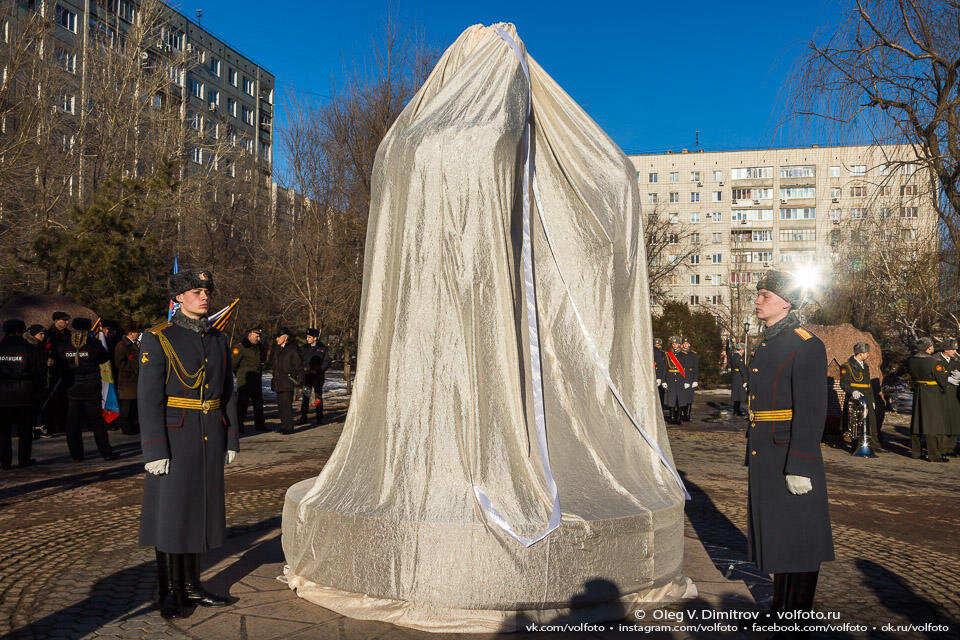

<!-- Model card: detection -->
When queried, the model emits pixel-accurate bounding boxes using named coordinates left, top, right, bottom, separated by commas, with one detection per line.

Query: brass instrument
left=849, top=396, right=876, bottom=458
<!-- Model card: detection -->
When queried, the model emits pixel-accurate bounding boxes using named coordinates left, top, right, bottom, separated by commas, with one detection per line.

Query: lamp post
left=743, top=315, right=753, bottom=367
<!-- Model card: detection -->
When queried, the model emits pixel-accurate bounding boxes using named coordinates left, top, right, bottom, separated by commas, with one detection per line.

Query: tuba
left=849, top=396, right=876, bottom=458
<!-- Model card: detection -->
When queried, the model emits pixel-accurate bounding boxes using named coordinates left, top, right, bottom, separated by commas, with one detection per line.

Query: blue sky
left=168, top=0, right=849, bottom=175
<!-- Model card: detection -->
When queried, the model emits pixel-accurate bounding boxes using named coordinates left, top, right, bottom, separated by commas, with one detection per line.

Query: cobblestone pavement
left=0, top=386, right=957, bottom=639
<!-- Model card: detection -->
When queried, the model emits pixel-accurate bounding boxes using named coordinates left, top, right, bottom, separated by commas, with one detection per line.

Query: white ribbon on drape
left=472, top=27, right=688, bottom=548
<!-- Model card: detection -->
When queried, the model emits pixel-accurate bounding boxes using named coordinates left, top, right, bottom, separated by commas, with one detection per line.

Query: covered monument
left=281, top=23, right=692, bottom=632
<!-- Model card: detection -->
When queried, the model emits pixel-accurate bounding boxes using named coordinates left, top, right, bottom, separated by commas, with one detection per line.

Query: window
left=190, top=147, right=202, bottom=164
left=690, top=192, right=700, bottom=203
left=690, top=254, right=701, bottom=265
left=829, top=166, right=840, bottom=177
left=752, top=230, right=772, bottom=242
left=780, top=186, right=815, bottom=199
left=732, top=187, right=772, bottom=200
left=648, top=172, right=658, bottom=183
left=55, top=48, right=76, bottom=73
left=57, top=93, right=75, bottom=114
left=689, top=295, right=700, bottom=305
left=669, top=192, right=679, bottom=203
left=60, top=134, right=74, bottom=152
left=879, top=185, right=892, bottom=196
left=713, top=170, right=723, bottom=182
left=690, top=171, right=701, bottom=182
left=849, top=186, right=865, bottom=197
left=850, top=208, right=864, bottom=219
left=669, top=213, right=679, bottom=224
left=903, top=164, right=917, bottom=175
left=902, top=228, right=919, bottom=240
left=243, top=77, right=254, bottom=95
left=850, top=164, right=866, bottom=176
left=713, top=212, right=723, bottom=222
left=711, top=294, right=722, bottom=305
left=189, top=77, right=203, bottom=99
left=669, top=171, right=679, bottom=182
left=880, top=207, right=891, bottom=218
left=648, top=193, right=658, bottom=204
left=779, top=229, right=816, bottom=242
left=690, top=275, right=700, bottom=285
left=164, top=27, right=184, bottom=50
left=712, top=232, right=723, bottom=243
left=830, top=208, right=841, bottom=220
left=731, top=272, right=752, bottom=284
left=227, top=98, right=237, bottom=117
left=830, top=187, right=841, bottom=198
left=169, top=67, right=183, bottom=87
left=714, top=273, right=724, bottom=285
left=668, top=233, right=679, bottom=244
left=690, top=213, right=701, bottom=223
left=880, top=163, right=892, bottom=176
left=901, top=184, right=918, bottom=196
left=669, top=254, right=680, bottom=265
left=207, top=89, right=220, bottom=107
left=1, top=20, right=8, bottom=43
left=187, top=110, right=200, bottom=129
left=712, top=191, right=722, bottom=202
left=691, top=232, right=700, bottom=243
left=731, top=209, right=773, bottom=222
left=229, top=68, right=238, bottom=86
left=752, top=251, right=773, bottom=262
left=780, top=165, right=815, bottom=178
left=241, top=105, right=253, bottom=125
left=107, top=0, right=137, bottom=21
left=56, top=5, right=77, bottom=32
left=711, top=253, right=722, bottom=264
left=780, top=250, right=816, bottom=264
left=209, top=57, right=221, bottom=76
left=244, top=137, right=254, bottom=153
left=779, top=207, right=816, bottom=220
left=730, top=166, right=772, bottom=179
left=901, top=207, right=918, bottom=219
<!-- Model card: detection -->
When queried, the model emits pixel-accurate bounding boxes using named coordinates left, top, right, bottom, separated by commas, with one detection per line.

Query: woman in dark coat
left=113, top=323, right=141, bottom=435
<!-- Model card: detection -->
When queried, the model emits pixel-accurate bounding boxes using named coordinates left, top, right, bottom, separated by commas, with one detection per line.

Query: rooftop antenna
left=196, top=9, right=203, bottom=26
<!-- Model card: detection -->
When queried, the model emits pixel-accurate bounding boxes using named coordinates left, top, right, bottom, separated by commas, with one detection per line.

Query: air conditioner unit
left=763, top=262, right=770, bottom=268
left=697, top=181, right=703, bottom=187
left=780, top=199, right=787, bottom=204
left=731, top=199, right=738, bottom=205
left=740, top=219, right=747, bottom=225
left=753, top=200, right=760, bottom=205
left=719, top=181, right=724, bottom=186
left=832, top=198, right=839, bottom=203
left=186, top=43, right=194, bottom=53
left=208, top=103, right=217, bottom=112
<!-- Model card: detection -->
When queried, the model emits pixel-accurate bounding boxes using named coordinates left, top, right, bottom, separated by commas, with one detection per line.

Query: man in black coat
left=232, top=327, right=266, bottom=432
left=726, top=341, right=747, bottom=416
left=53, top=317, right=117, bottom=462
left=139, top=268, right=239, bottom=618
left=839, top=342, right=882, bottom=452
left=42, top=311, right=71, bottom=435
left=653, top=337, right=666, bottom=407
left=909, top=338, right=952, bottom=461
left=661, top=336, right=686, bottom=425
left=0, top=320, right=43, bottom=469
left=933, top=338, right=960, bottom=458
left=747, top=270, right=834, bottom=616
left=269, top=327, right=302, bottom=434
left=678, top=337, right=699, bottom=422
left=299, top=328, right=330, bottom=425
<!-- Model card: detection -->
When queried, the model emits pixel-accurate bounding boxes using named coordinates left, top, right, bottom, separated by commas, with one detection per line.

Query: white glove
left=851, top=390, right=863, bottom=399
left=661, top=382, right=668, bottom=389
left=786, top=475, right=812, bottom=495
left=742, top=383, right=748, bottom=390
left=949, top=372, right=960, bottom=385
left=692, top=381, right=698, bottom=388
left=225, top=450, right=237, bottom=465
left=656, top=379, right=661, bottom=386
left=684, top=383, right=690, bottom=389
left=145, top=459, right=170, bottom=475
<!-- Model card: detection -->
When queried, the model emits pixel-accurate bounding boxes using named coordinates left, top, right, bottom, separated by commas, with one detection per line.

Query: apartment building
left=629, top=144, right=937, bottom=315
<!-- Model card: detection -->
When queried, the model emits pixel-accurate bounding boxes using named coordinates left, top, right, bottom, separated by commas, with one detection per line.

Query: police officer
left=232, top=327, right=266, bottom=432
left=908, top=338, right=953, bottom=462
left=839, top=342, right=882, bottom=451
left=300, top=328, right=330, bottom=425
left=661, top=336, right=686, bottom=425
left=678, top=337, right=699, bottom=422
left=934, top=338, right=960, bottom=459
left=726, top=341, right=747, bottom=417
left=0, top=320, right=43, bottom=469
left=653, top=338, right=666, bottom=406
left=54, top=317, right=117, bottom=462
left=139, top=268, right=239, bottom=618
left=747, top=270, right=834, bottom=616
left=269, top=327, right=302, bottom=434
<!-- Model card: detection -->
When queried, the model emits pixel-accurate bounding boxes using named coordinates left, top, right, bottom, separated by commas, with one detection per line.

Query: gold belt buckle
left=201, top=400, right=211, bottom=413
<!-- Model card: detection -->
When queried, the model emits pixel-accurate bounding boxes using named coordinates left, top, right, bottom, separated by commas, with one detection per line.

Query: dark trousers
left=237, top=385, right=265, bottom=430
left=911, top=434, right=945, bottom=459
left=0, top=407, right=34, bottom=468
left=117, top=398, right=139, bottom=435
left=299, top=383, right=324, bottom=424
left=66, top=397, right=113, bottom=460
left=276, top=391, right=294, bottom=433
left=44, top=380, right=68, bottom=432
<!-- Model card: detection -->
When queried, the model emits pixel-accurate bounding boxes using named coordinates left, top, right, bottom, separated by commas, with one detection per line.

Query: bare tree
left=644, top=203, right=696, bottom=304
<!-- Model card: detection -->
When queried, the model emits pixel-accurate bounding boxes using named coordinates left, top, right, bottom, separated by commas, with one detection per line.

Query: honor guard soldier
left=908, top=337, right=954, bottom=462
left=662, top=336, right=686, bottom=425
left=839, top=342, right=882, bottom=452
left=232, top=327, right=266, bottom=432
left=747, top=270, right=834, bottom=616
left=0, top=319, right=43, bottom=469
left=653, top=337, right=666, bottom=406
left=726, top=341, right=747, bottom=417
left=678, top=337, right=699, bottom=422
left=934, top=339, right=960, bottom=459
left=138, top=269, right=239, bottom=618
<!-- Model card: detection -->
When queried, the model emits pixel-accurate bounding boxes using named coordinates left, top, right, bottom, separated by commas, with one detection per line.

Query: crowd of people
left=0, top=308, right=333, bottom=471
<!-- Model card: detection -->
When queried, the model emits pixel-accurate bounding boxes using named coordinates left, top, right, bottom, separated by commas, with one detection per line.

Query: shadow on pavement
left=856, top=559, right=957, bottom=633
left=0, top=460, right=143, bottom=504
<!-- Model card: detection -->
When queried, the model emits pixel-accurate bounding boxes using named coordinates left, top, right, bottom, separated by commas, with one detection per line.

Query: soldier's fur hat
left=681, top=336, right=691, bottom=345
left=937, top=338, right=958, bottom=351
left=275, top=326, right=292, bottom=338
left=669, top=336, right=681, bottom=345
left=653, top=337, right=663, bottom=346
left=27, top=324, right=45, bottom=336
left=917, top=337, right=935, bottom=352
left=756, top=269, right=801, bottom=307
left=853, top=342, right=870, bottom=354
left=52, top=311, right=71, bottom=322
left=168, top=268, right=215, bottom=298
left=71, top=317, right=92, bottom=331
left=306, top=328, right=320, bottom=338
left=2, top=319, right=26, bottom=334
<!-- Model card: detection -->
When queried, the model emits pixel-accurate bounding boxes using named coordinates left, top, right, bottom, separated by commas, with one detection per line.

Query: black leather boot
left=767, top=572, right=787, bottom=614
left=157, top=550, right=186, bottom=619
left=183, top=553, right=236, bottom=607
left=681, top=405, right=691, bottom=422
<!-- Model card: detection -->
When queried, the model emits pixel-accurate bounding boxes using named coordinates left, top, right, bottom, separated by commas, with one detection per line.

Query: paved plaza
left=0, top=386, right=957, bottom=639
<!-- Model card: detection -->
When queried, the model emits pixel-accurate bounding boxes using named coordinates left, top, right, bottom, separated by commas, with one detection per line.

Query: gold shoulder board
left=148, top=321, right=172, bottom=335
left=794, top=328, right=813, bottom=340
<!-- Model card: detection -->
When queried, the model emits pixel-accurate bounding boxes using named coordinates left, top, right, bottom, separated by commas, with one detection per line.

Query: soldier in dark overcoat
left=933, top=338, right=960, bottom=459
left=138, top=269, right=240, bottom=618
left=747, top=270, right=834, bottom=614
left=726, top=341, right=747, bottom=416
left=839, top=342, right=881, bottom=451
left=0, top=319, right=43, bottom=469
left=269, top=327, right=303, bottom=434
left=232, top=327, right=266, bottom=432
left=653, top=337, right=666, bottom=407
left=908, top=338, right=952, bottom=462
left=678, top=337, right=699, bottom=422
left=661, top=336, right=686, bottom=425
